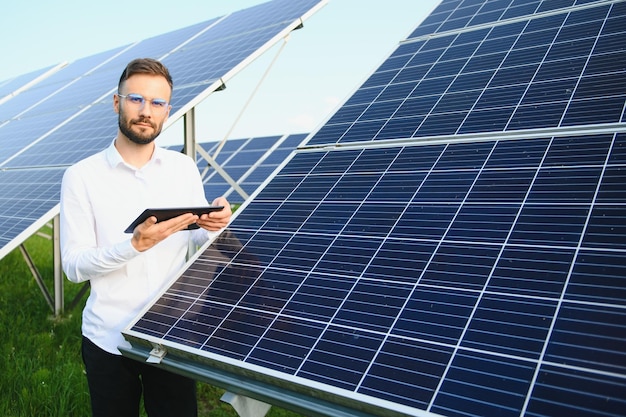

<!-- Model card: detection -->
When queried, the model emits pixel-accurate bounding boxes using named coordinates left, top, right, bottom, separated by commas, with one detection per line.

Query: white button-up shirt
left=60, top=140, right=215, bottom=354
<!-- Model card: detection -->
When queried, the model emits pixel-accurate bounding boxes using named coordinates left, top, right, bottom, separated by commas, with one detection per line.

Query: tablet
left=124, top=206, right=224, bottom=233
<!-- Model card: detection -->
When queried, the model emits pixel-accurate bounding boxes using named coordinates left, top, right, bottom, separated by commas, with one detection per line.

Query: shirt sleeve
left=60, top=165, right=139, bottom=283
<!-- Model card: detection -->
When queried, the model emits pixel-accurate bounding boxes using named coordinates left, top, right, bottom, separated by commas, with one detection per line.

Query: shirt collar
left=105, top=139, right=165, bottom=169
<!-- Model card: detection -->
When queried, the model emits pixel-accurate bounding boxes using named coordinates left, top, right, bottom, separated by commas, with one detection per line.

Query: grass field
left=0, top=227, right=302, bottom=417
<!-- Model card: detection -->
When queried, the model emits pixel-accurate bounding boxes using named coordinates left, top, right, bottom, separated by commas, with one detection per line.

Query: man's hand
left=131, top=212, right=199, bottom=252
left=130, top=197, right=232, bottom=252
left=196, top=196, right=232, bottom=231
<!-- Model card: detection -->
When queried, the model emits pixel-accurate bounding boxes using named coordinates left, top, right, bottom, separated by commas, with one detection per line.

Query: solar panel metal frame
left=0, top=63, right=66, bottom=108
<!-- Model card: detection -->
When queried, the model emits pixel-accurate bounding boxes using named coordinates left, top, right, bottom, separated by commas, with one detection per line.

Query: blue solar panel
left=122, top=1, right=626, bottom=416
left=0, top=0, right=327, bottom=259
left=0, top=48, right=126, bottom=131
left=0, top=168, right=65, bottom=248
left=125, top=134, right=626, bottom=416
left=308, top=0, right=626, bottom=146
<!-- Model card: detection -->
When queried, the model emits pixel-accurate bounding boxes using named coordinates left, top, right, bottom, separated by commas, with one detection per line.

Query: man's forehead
left=121, top=74, right=172, bottom=95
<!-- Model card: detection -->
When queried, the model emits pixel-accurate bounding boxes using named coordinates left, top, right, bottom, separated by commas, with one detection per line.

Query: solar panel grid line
left=542, top=10, right=615, bottom=130
left=258, top=149, right=418, bottom=378
left=516, top=139, right=616, bottom=416
left=350, top=147, right=510, bottom=398
left=396, top=138, right=561, bottom=411
left=456, top=12, right=560, bottom=131
left=435, top=29, right=521, bottom=135
left=465, top=13, right=573, bottom=134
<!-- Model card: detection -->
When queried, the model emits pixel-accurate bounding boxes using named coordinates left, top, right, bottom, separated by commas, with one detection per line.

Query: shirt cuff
left=117, top=237, right=141, bottom=259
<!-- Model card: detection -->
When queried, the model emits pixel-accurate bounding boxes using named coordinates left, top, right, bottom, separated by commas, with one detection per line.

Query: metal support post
left=53, top=214, right=64, bottom=315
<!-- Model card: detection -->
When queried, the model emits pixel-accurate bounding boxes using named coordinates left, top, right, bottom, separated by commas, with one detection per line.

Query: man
left=60, top=58, right=232, bottom=417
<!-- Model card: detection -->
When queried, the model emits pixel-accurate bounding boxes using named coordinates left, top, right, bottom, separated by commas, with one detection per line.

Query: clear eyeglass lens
left=120, top=94, right=169, bottom=112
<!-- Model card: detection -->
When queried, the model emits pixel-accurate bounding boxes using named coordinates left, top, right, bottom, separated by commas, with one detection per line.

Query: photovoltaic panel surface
left=0, top=0, right=327, bottom=259
left=125, top=134, right=626, bottom=417
left=0, top=168, right=65, bottom=248
left=307, top=0, right=626, bottom=146
left=124, top=1, right=626, bottom=416
left=0, top=48, right=127, bottom=140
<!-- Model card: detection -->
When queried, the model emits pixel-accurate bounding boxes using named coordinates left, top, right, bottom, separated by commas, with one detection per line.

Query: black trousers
left=81, top=336, right=197, bottom=417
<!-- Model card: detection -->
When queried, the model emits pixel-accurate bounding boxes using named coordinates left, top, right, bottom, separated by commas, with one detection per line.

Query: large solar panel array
left=123, top=0, right=626, bottom=416
left=0, top=0, right=327, bottom=259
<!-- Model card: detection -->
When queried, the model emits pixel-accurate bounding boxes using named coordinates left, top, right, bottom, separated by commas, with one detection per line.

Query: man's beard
left=118, top=112, right=163, bottom=145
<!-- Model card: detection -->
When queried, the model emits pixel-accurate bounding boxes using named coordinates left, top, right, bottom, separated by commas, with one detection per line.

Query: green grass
left=0, top=227, right=302, bottom=417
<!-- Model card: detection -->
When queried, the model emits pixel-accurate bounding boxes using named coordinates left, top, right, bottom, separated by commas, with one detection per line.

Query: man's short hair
left=118, top=58, right=173, bottom=91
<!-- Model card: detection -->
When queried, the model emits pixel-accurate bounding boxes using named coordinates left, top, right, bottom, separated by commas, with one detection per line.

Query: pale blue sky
left=0, top=0, right=439, bottom=143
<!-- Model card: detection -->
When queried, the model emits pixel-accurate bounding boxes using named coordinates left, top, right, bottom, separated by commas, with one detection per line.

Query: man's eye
left=152, top=100, right=167, bottom=108
left=129, top=96, right=144, bottom=104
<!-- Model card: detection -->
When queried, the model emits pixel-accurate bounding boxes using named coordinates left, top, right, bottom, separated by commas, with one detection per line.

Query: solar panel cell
left=432, top=351, right=535, bottom=417
left=546, top=302, right=626, bottom=374
left=568, top=251, right=626, bottom=303
left=526, top=364, right=626, bottom=417
left=248, top=316, right=326, bottom=372
left=361, top=339, right=451, bottom=408
left=489, top=247, right=575, bottom=297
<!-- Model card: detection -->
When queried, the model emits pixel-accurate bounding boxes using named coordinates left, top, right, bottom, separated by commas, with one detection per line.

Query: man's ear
left=113, top=93, right=120, bottom=114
